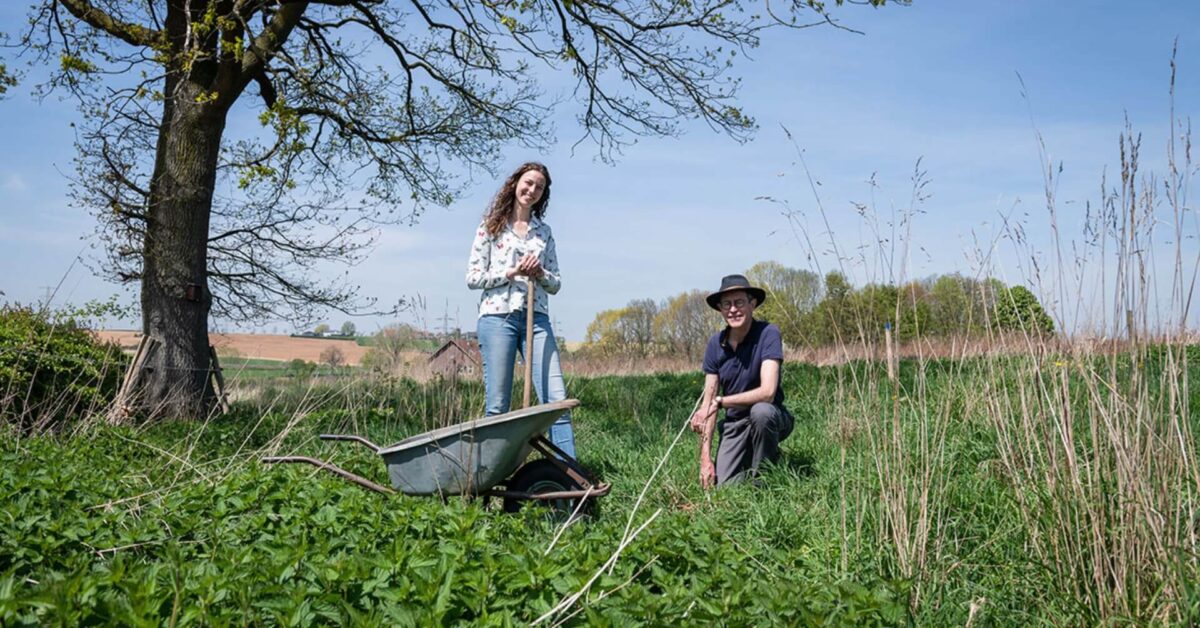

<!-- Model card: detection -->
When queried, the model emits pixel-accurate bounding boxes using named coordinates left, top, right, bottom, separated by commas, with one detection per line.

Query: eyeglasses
left=718, top=298, right=750, bottom=311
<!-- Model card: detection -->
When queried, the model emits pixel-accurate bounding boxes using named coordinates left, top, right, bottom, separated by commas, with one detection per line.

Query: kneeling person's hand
left=700, top=459, right=717, bottom=489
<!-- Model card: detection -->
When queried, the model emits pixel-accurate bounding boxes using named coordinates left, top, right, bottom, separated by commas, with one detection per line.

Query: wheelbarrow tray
left=379, top=399, right=580, bottom=496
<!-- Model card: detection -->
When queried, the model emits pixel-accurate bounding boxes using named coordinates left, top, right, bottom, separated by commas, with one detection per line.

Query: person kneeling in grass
left=689, top=274, right=794, bottom=489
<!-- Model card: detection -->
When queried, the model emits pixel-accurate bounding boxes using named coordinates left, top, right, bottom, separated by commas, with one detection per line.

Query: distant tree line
left=579, top=261, right=1054, bottom=359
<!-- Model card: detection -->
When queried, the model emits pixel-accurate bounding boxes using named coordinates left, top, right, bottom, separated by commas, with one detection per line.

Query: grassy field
left=217, top=356, right=358, bottom=381
left=2, top=345, right=1198, bottom=625
left=217, top=356, right=295, bottom=379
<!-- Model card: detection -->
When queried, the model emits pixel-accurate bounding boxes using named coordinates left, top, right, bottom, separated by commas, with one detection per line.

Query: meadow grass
left=3, top=348, right=1197, bottom=625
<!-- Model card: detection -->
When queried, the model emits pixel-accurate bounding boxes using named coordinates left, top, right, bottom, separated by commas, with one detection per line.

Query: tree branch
left=235, top=2, right=308, bottom=90
left=57, top=0, right=162, bottom=48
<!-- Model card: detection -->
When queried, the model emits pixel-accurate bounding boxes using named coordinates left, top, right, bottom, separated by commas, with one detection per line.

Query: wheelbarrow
left=263, top=399, right=609, bottom=516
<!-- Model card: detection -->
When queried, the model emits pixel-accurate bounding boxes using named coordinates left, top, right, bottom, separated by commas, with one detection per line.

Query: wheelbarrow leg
left=528, top=435, right=598, bottom=488
left=262, top=456, right=395, bottom=495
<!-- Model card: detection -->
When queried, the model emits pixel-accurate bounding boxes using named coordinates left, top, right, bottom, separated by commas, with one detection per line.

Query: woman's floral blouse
left=466, top=217, right=561, bottom=317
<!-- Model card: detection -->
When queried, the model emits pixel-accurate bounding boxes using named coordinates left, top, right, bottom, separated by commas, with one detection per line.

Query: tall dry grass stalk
left=977, top=58, right=1199, bottom=622
left=789, top=332, right=1068, bottom=367
left=782, top=53, right=1200, bottom=620
left=563, top=352, right=697, bottom=376
left=779, top=139, right=956, bottom=612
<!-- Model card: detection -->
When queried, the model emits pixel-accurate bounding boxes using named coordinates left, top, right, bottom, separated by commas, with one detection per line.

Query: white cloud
left=2, top=173, right=28, bottom=192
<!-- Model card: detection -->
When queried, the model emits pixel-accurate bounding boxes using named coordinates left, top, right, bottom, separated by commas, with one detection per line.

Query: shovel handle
left=523, top=278, right=535, bottom=408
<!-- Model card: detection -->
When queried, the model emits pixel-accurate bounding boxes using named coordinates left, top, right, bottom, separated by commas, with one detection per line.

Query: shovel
left=523, top=277, right=535, bottom=408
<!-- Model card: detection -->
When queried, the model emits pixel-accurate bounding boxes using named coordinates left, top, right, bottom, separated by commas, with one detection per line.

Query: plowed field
left=96, top=330, right=371, bottom=366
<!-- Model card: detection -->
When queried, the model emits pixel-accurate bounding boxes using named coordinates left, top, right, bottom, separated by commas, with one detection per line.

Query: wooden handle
left=523, top=277, right=535, bottom=408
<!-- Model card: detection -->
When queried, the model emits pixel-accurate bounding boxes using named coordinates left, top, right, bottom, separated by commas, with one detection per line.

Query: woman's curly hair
left=482, top=162, right=552, bottom=237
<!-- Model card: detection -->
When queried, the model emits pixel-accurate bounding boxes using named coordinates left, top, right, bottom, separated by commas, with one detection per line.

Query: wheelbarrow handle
left=262, top=456, right=394, bottom=495
left=319, top=434, right=380, bottom=453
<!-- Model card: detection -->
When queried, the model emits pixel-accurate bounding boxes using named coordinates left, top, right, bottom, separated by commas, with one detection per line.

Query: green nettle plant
left=0, top=302, right=128, bottom=432
left=0, top=372, right=911, bottom=626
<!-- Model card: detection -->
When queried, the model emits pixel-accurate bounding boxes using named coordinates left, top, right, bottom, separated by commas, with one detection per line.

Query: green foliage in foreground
left=2, top=354, right=1198, bottom=624
left=0, top=408, right=905, bottom=625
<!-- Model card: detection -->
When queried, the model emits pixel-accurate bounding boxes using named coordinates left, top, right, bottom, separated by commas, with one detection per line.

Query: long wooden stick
left=208, top=345, right=230, bottom=415
left=119, top=335, right=148, bottom=395
left=523, top=277, right=535, bottom=408
left=885, top=324, right=896, bottom=382
left=110, top=336, right=156, bottom=423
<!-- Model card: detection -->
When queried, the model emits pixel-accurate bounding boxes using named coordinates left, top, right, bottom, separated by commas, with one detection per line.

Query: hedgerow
left=0, top=302, right=127, bottom=432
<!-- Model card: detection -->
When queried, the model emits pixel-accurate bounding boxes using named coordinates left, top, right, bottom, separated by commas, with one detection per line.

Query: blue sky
left=2, top=2, right=1198, bottom=340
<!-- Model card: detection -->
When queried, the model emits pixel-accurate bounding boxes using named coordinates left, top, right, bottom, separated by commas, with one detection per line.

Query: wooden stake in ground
left=885, top=322, right=896, bottom=382
left=115, top=336, right=148, bottom=403
left=523, top=277, right=535, bottom=408
left=110, top=336, right=156, bottom=423
left=208, top=345, right=230, bottom=415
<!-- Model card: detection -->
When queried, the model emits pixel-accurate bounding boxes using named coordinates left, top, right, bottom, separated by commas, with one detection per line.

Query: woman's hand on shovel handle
left=519, top=253, right=543, bottom=277
left=505, top=253, right=543, bottom=280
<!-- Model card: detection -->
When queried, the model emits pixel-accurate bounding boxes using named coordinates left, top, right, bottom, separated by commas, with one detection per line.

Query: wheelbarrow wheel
left=502, top=458, right=599, bottom=519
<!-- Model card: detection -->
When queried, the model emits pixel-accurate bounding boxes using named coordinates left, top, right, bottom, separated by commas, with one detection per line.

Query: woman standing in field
left=466, top=162, right=576, bottom=457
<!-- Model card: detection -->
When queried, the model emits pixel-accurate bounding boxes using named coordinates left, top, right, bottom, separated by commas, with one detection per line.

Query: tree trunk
left=131, top=76, right=228, bottom=419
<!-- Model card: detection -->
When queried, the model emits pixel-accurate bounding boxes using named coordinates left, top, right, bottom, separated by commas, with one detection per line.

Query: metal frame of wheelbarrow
left=265, top=281, right=609, bottom=509
left=263, top=432, right=611, bottom=505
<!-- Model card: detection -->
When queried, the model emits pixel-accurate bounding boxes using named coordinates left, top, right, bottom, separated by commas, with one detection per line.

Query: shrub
left=287, top=358, right=315, bottom=378
left=320, top=346, right=346, bottom=369
left=992, top=285, right=1055, bottom=335
left=0, top=303, right=128, bottom=432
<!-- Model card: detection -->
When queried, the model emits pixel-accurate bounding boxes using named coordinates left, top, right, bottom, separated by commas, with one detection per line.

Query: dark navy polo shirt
left=702, top=319, right=785, bottom=421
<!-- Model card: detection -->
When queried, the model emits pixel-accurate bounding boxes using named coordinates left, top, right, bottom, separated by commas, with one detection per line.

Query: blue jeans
left=476, top=311, right=576, bottom=458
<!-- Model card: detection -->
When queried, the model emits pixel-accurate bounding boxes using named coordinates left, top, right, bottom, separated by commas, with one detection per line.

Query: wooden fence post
left=109, top=335, right=156, bottom=423
left=885, top=322, right=896, bottom=383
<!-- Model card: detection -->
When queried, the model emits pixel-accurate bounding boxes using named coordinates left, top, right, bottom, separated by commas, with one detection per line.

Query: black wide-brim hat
left=705, top=274, right=767, bottom=310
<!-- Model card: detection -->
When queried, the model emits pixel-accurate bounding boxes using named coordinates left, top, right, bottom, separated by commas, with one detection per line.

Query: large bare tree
left=12, top=0, right=894, bottom=418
